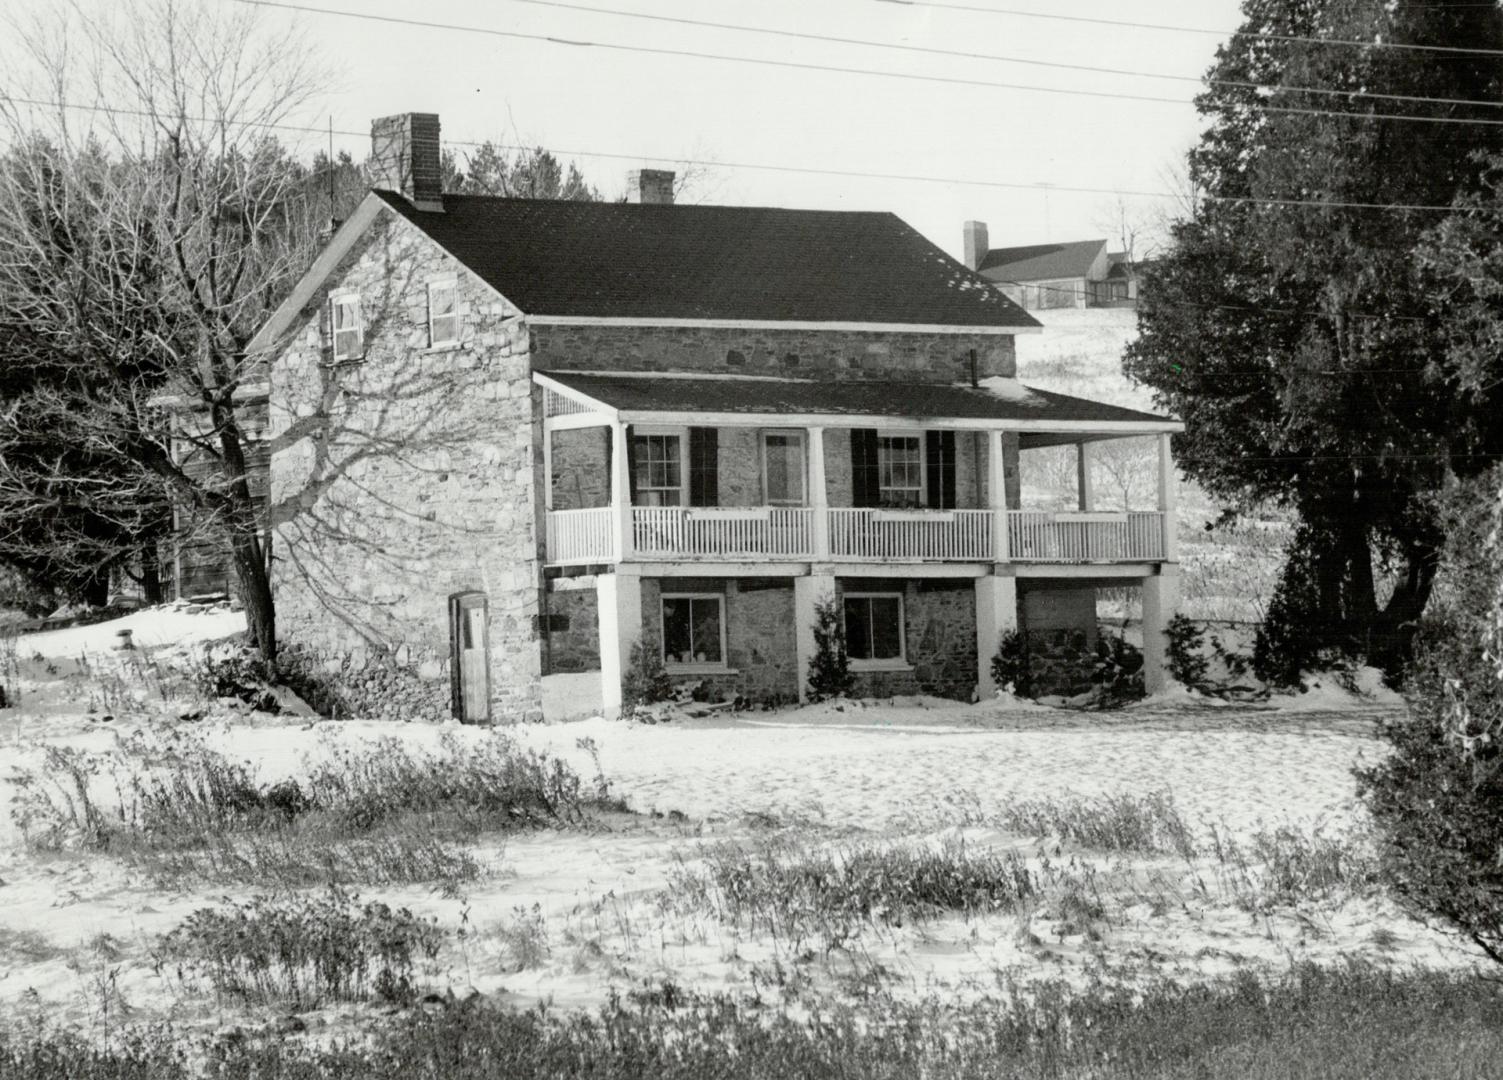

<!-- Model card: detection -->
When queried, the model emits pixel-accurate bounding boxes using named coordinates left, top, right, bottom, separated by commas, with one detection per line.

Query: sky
left=14, top=0, right=1251, bottom=261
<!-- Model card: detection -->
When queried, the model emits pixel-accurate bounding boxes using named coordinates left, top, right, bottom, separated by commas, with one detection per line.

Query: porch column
left=1141, top=565, right=1179, bottom=695
left=542, top=429, right=554, bottom=511
left=610, top=421, right=634, bottom=561
left=987, top=429, right=1010, bottom=562
left=1076, top=441, right=1095, bottom=512
left=1156, top=433, right=1178, bottom=561
left=795, top=572, right=837, bottom=703
left=597, top=566, right=643, bottom=715
left=974, top=572, right=1019, bottom=700
left=808, top=426, right=829, bottom=559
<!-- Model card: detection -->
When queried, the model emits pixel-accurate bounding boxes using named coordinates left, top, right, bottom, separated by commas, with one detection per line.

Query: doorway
left=448, top=591, right=491, bottom=723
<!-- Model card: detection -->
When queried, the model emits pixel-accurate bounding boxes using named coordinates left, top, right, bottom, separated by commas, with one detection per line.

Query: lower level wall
left=840, top=578, right=978, bottom=702
left=544, top=582, right=602, bottom=673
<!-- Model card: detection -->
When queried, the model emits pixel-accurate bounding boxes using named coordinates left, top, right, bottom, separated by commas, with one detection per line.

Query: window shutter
left=688, top=427, right=719, bottom=507
left=851, top=428, right=880, bottom=508
left=925, top=431, right=957, bottom=509
left=622, top=427, right=638, bottom=502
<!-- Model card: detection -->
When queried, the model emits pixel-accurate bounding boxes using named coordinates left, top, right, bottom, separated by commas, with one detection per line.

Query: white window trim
left=634, top=426, right=689, bottom=507
left=660, top=591, right=730, bottom=672
left=843, top=591, right=910, bottom=671
left=329, top=290, right=364, bottom=362
left=876, top=430, right=926, bottom=507
left=760, top=428, right=806, bottom=507
left=427, top=276, right=460, bottom=348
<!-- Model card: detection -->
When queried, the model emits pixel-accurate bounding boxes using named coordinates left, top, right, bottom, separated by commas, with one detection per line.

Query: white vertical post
left=1141, top=566, right=1179, bottom=695
left=611, top=421, right=634, bottom=562
left=807, top=426, right=829, bottom=559
left=974, top=573, right=1019, bottom=700
left=542, top=428, right=554, bottom=511
left=987, top=429, right=1009, bottom=563
left=795, top=572, right=838, bottom=703
left=1157, top=432, right=1177, bottom=561
left=1077, top=441, right=1095, bottom=512
left=597, top=568, right=643, bottom=715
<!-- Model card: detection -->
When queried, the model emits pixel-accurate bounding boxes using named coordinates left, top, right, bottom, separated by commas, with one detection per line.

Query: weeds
left=992, top=790, right=1199, bottom=859
left=157, top=888, right=443, bottom=1008
left=1204, top=821, right=1379, bottom=912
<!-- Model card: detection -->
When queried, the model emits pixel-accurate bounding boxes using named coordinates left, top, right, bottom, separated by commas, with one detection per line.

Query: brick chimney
left=370, top=113, right=443, bottom=212
left=627, top=168, right=675, bottom=205
left=963, top=220, right=989, bottom=271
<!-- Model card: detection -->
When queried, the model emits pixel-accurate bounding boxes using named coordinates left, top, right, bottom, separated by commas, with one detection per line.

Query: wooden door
left=448, top=592, right=491, bottom=723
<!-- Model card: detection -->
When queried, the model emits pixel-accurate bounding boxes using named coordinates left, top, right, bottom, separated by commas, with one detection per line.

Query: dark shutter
left=688, top=427, right=719, bottom=507
left=851, top=428, right=880, bottom=508
left=925, top=431, right=957, bottom=509
left=622, top=426, right=637, bottom=501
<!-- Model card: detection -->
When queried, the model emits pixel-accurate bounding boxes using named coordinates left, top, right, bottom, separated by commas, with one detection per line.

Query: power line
left=491, top=0, right=1503, bottom=112
left=230, top=0, right=1503, bottom=128
left=1, top=93, right=1480, bottom=213
left=878, top=0, right=1503, bottom=57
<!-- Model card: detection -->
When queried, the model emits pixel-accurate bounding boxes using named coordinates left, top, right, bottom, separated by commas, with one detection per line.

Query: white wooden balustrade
left=545, top=507, right=615, bottom=564
left=827, top=508, right=993, bottom=561
left=632, top=507, right=815, bottom=558
left=1007, top=510, right=1166, bottom=562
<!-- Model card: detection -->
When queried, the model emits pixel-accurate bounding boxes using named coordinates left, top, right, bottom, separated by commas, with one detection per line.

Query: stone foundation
left=544, top=581, right=601, bottom=673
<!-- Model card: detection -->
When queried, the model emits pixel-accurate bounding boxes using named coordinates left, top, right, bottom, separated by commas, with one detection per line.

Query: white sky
left=21, top=0, right=1252, bottom=260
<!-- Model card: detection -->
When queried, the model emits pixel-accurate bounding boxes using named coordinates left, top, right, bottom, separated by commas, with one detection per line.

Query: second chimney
left=963, top=220, right=989, bottom=271
left=627, top=168, right=675, bottom=205
left=370, top=113, right=444, bottom=213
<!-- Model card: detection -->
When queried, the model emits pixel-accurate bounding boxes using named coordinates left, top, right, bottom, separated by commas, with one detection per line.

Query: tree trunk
left=140, top=555, right=164, bottom=605
left=232, top=530, right=277, bottom=661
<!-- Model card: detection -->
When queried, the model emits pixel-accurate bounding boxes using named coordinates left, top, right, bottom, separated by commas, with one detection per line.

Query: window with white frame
left=761, top=430, right=805, bottom=505
left=661, top=593, right=725, bottom=667
left=428, top=279, right=459, bottom=346
left=633, top=432, right=683, bottom=506
left=330, top=293, right=364, bottom=361
left=843, top=592, right=905, bottom=665
left=877, top=435, right=923, bottom=506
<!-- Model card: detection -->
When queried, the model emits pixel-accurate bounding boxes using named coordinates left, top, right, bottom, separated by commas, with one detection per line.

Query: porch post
left=987, top=429, right=1009, bottom=562
left=597, top=567, right=643, bottom=715
left=610, top=421, right=634, bottom=562
left=808, top=426, right=829, bottom=559
left=1141, top=566, right=1179, bottom=695
left=1077, top=441, right=1095, bottom=512
left=795, top=572, right=838, bottom=703
left=542, top=429, right=554, bottom=511
left=974, top=572, right=1019, bottom=700
left=1156, top=433, right=1177, bottom=561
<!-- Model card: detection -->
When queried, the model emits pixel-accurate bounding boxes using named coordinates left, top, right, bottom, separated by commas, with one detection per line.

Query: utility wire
left=1, top=92, right=1484, bottom=214
left=492, top=0, right=1503, bottom=111
left=877, top=0, right=1503, bottom=57
left=230, top=0, right=1503, bottom=128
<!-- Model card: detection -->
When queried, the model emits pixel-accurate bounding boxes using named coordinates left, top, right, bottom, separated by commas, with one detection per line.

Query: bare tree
left=0, top=0, right=329, bottom=657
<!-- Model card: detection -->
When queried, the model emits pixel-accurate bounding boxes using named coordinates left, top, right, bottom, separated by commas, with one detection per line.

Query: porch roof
left=537, top=371, right=1181, bottom=440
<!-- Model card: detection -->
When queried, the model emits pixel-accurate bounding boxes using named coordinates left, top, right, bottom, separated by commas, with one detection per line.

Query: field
left=1, top=604, right=1496, bottom=1078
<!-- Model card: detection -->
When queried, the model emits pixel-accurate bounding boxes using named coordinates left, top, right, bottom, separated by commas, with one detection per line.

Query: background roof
left=978, top=238, right=1108, bottom=283
left=375, top=191, right=1040, bottom=328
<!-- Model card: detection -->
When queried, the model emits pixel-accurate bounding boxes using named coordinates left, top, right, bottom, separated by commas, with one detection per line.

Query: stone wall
left=531, top=324, right=1016, bottom=384
left=267, top=209, right=544, bottom=721
left=837, top=577, right=978, bottom=701
left=637, top=576, right=800, bottom=705
left=543, top=581, right=601, bottom=673
left=550, top=427, right=610, bottom=510
left=1020, top=581, right=1103, bottom=697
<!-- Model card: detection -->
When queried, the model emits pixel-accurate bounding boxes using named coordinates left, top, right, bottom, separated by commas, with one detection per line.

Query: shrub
left=1166, top=614, right=1210, bottom=690
left=805, top=597, right=853, bottom=702
left=157, top=887, right=444, bottom=1007
left=193, top=646, right=281, bottom=712
left=619, top=639, right=672, bottom=721
left=989, top=630, right=1031, bottom=698
left=1358, top=468, right=1503, bottom=965
left=1253, top=523, right=1354, bottom=689
left=1091, top=633, right=1144, bottom=705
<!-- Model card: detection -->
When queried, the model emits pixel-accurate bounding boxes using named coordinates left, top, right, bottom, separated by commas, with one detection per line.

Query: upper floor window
left=761, top=430, right=805, bottom=506
left=634, top=432, right=683, bottom=506
left=428, top=279, right=459, bottom=346
left=878, top=435, right=923, bottom=507
left=330, top=293, right=363, bottom=361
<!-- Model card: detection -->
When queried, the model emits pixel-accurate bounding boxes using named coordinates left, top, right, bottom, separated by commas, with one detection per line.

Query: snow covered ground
left=0, top=607, right=1472, bottom=1044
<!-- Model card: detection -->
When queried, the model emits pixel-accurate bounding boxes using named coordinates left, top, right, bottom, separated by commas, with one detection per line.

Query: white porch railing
left=546, top=506, right=615, bottom=564
left=1007, top=510, right=1166, bottom=562
left=632, top=507, right=815, bottom=558
left=828, top=508, right=993, bottom=561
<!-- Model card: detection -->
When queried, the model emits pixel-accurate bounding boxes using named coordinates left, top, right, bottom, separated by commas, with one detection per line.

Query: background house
left=962, top=223, right=1140, bottom=310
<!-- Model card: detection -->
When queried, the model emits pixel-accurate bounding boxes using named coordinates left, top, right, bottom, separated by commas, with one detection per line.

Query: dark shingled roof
left=373, top=190, right=1040, bottom=329
left=978, top=239, right=1107, bottom=283
left=541, top=372, right=1177, bottom=427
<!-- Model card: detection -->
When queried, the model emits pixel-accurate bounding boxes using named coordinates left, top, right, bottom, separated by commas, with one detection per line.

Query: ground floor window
left=661, top=592, right=725, bottom=667
left=843, top=592, right=905, bottom=664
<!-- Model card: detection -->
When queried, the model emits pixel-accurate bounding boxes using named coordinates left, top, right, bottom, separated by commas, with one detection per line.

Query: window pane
left=870, top=597, right=903, bottom=659
left=691, top=598, right=722, bottom=663
left=634, top=435, right=682, bottom=504
left=662, top=598, right=692, bottom=663
left=430, top=284, right=456, bottom=317
left=334, top=297, right=359, bottom=330
left=764, top=434, right=803, bottom=503
left=844, top=597, right=872, bottom=660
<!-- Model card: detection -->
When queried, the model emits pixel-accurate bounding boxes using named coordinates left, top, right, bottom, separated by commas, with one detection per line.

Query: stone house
left=249, top=113, right=1183, bottom=722
left=961, top=225, right=1140, bottom=310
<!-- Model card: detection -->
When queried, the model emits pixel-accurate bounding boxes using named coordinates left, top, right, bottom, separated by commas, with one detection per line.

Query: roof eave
left=527, top=315, right=1042, bottom=334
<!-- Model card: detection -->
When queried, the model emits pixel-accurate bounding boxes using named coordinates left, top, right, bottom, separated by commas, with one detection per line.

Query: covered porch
left=538, top=371, right=1183, bottom=568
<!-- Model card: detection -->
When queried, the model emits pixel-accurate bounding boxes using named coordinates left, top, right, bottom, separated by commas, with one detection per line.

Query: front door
left=448, top=591, right=491, bottom=723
